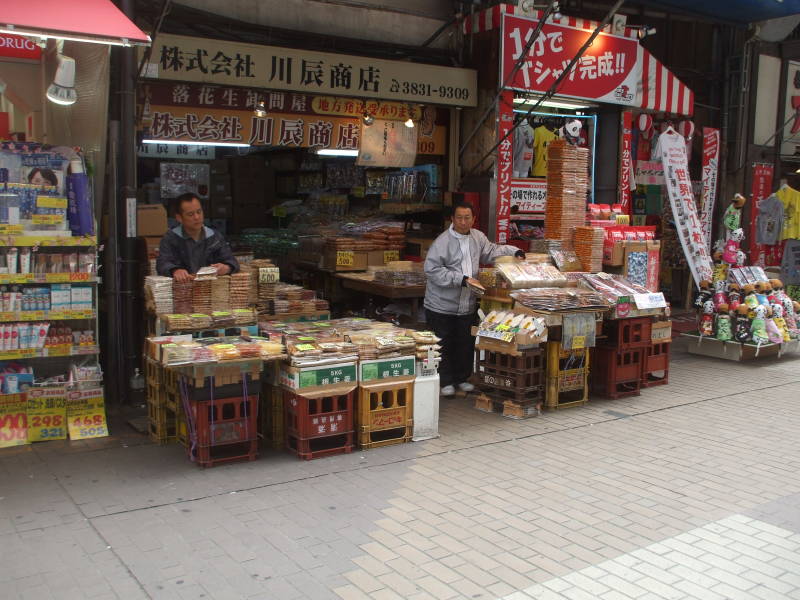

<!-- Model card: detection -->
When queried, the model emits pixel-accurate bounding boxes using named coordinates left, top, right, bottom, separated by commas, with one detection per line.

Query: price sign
left=0, top=393, right=28, bottom=448
left=68, top=272, right=91, bottom=282
left=26, top=387, right=67, bottom=442
left=272, top=206, right=287, bottom=218
left=336, top=251, right=354, bottom=267
left=45, top=345, right=71, bottom=357
left=258, top=267, right=280, bottom=283
left=36, top=196, right=68, bottom=209
left=67, top=388, right=108, bottom=440
left=295, top=343, right=316, bottom=351
left=383, top=250, right=400, bottom=263
left=615, top=214, right=631, bottom=225
left=0, top=225, right=24, bottom=235
left=32, top=214, right=65, bottom=225
left=633, top=292, right=667, bottom=310
left=571, top=336, right=586, bottom=350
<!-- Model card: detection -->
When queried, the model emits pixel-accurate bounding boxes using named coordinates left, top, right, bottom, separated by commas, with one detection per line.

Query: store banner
left=618, top=111, right=633, bottom=213
left=143, top=33, right=477, bottom=107
left=500, top=14, right=641, bottom=106
left=0, top=33, right=42, bottom=61
left=781, top=61, right=800, bottom=158
left=658, top=129, right=714, bottom=286
left=699, top=127, right=720, bottom=252
left=511, top=178, right=547, bottom=213
left=357, top=120, right=418, bottom=167
left=495, top=91, right=514, bottom=244
left=137, top=142, right=214, bottom=159
left=749, top=163, right=775, bottom=267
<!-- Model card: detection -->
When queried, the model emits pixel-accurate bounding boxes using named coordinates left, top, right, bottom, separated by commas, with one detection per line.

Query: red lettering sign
left=0, top=34, right=42, bottom=61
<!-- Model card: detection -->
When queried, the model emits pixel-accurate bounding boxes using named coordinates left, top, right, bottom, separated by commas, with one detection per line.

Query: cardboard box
left=70, top=286, right=93, bottom=310
left=622, top=240, right=661, bottom=292
left=324, top=250, right=368, bottom=272
left=278, top=361, right=357, bottom=396
left=143, top=236, right=162, bottom=257
left=50, top=284, right=71, bottom=310
left=137, top=204, right=167, bottom=237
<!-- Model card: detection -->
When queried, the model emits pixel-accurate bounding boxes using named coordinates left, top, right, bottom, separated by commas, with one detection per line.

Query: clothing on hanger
left=532, top=125, right=557, bottom=177
left=755, top=193, right=785, bottom=246
left=777, top=184, right=800, bottom=240
left=512, top=119, right=535, bottom=178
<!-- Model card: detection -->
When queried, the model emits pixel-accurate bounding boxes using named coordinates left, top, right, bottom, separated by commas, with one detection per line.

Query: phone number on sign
left=389, top=79, right=470, bottom=101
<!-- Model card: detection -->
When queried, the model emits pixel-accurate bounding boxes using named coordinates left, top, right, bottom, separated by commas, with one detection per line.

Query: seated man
left=156, top=193, right=239, bottom=282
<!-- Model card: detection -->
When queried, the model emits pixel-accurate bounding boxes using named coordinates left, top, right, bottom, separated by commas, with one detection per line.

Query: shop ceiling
left=636, top=0, right=800, bottom=25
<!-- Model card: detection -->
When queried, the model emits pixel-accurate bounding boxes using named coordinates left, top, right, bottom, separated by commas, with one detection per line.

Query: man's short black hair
left=172, top=193, right=201, bottom=217
left=452, top=200, right=474, bottom=215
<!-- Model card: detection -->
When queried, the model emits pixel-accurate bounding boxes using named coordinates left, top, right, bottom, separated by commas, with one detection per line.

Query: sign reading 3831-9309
left=144, top=33, right=477, bottom=107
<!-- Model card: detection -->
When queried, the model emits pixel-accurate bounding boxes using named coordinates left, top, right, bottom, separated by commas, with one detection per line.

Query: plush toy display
left=722, top=193, right=746, bottom=232
left=733, top=305, right=751, bottom=342
left=783, top=296, right=800, bottom=338
left=743, top=284, right=759, bottom=311
left=699, top=300, right=715, bottom=336
left=769, top=279, right=786, bottom=304
left=750, top=305, right=770, bottom=345
left=754, top=281, right=772, bottom=306
left=728, top=283, right=742, bottom=312
left=714, top=303, right=733, bottom=341
left=765, top=306, right=784, bottom=344
left=722, top=229, right=744, bottom=265
left=694, top=280, right=713, bottom=309
left=771, top=304, right=791, bottom=342
left=712, top=280, right=728, bottom=310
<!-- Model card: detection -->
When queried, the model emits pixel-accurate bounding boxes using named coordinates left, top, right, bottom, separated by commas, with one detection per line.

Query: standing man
left=424, top=201, right=525, bottom=396
left=156, top=193, right=239, bottom=282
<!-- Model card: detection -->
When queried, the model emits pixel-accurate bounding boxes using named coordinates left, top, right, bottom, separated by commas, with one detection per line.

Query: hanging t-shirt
left=755, top=193, right=785, bottom=245
left=532, top=126, right=557, bottom=177
left=777, top=185, right=800, bottom=240
left=512, top=121, right=534, bottom=178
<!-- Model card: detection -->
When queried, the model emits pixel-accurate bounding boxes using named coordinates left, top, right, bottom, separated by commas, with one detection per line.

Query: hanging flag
left=699, top=128, right=720, bottom=251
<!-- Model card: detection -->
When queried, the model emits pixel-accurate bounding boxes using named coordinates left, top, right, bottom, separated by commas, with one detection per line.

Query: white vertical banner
left=699, top=127, right=720, bottom=251
left=657, top=129, right=714, bottom=287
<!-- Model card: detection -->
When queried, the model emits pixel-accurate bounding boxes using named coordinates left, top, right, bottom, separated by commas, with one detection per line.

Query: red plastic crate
left=602, top=317, right=652, bottom=350
left=194, top=440, right=258, bottom=468
left=186, top=395, right=259, bottom=448
left=474, top=347, right=545, bottom=392
left=590, top=346, right=643, bottom=399
left=642, top=341, right=670, bottom=387
left=283, top=389, right=355, bottom=440
left=286, top=432, right=354, bottom=460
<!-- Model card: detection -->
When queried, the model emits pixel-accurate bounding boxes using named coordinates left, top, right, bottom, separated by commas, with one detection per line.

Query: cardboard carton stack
left=544, top=140, right=589, bottom=249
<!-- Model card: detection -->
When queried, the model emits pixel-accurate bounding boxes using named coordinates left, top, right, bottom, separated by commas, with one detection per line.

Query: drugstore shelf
left=0, top=236, right=97, bottom=247
left=0, top=345, right=100, bottom=360
left=0, top=309, right=96, bottom=323
left=0, top=273, right=96, bottom=284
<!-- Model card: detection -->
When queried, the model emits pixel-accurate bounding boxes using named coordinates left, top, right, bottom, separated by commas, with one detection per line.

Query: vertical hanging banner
left=657, top=129, right=714, bottom=286
left=748, top=163, right=775, bottom=267
left=618, top=111, right=633, bottom=213
left=495, top=91, right=514, bottom=244
left=699, top=128, right=720, bottom=251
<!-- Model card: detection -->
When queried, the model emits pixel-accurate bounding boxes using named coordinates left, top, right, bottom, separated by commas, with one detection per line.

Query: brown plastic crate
left=642, top=341, right=670, bottom=387
left=590, top=346, right=643, bottom=399
left=602, top=317, right=653, bottom=350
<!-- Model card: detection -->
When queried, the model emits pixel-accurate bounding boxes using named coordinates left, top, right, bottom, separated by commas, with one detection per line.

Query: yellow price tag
left=26, top=388, right=67, bottom=442
left=36, top=196, right=68, bottom=209
left=495, top=324, right=510, bottom=331
left=572, top=335, right=586, bottom=350
left=336, top=251, right=354, bottom=267
left=0, top=393, right=28, bottom=448
left=46, top=345, right=72, bottom=357
left=66, top=389, right=108, bottom=440
left=615, top=214, right=630, bottom=225
left=295, top=343, right=316, bottom=351
left=32, top=214, right=65, bottom=225
left=0, top=225, right=24, bottom=235
left=383, top=250, right=400, bottom=263
left=272, top=206, right=287, bottom=218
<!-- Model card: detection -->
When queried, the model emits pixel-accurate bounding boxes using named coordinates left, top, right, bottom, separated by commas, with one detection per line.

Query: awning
left=0, top=0, right=150, bottom=46
left=466, top=3, right=694, bottom=117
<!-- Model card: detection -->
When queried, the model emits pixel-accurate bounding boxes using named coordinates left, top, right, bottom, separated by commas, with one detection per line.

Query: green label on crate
left=297, top=364, right=357, bottom=388
left=299, top=371, right=317, bottom=388
left=361, top=357, right=415, bottom=382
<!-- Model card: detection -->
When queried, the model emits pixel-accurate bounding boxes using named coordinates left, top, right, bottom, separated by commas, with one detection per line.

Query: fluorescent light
left=404, top=117, right=414, bottom=128
left=315, top=149, right=359, bottom=156
left=142, top=139, right=249, bottom=148
left=513, top=97, right=594, bottom=110
left=0, top=28, right=142, bottom=47
left=47, top=55, right=77, bottom=106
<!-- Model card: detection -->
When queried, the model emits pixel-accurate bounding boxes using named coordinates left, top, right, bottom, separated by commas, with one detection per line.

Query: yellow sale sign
left=67, top=388, right=108, bottom=440
left=26, top=387, right=67, bottom=442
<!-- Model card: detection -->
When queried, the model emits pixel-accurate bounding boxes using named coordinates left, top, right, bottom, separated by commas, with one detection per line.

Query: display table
left=335, top=273, right=426, bottom=317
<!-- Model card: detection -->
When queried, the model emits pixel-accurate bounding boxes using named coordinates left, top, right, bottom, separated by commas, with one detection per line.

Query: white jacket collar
left=448, top=225, right=470, bottom=240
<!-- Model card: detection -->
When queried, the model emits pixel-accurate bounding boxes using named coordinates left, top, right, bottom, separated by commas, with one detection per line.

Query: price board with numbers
left=26, top=387, right=67, bottom=442
left=258, top=267, right=280, bottom=283
left=336, top=251, right=354, bottom=267
left=66, top=388, right=108, bottom=440
left=0, top=393, right=28, bottom=448
left=383, top=250, right=400, bottom=263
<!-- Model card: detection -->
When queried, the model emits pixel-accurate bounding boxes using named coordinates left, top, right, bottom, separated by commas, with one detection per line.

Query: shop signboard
left=359, top=356, right=415, bottom=382
left=510, top=178, right=546, bottom=213
left=137, top=142, right=213, bottom=159
left=0, top=33, right=42, bottom=61
left=657, top=129, right=713, bottom=286
left=748, top=163, right=775, bottom=267
left=143, top=33, right=477, bottom=107
left=500, top=14, right=641, bottom=106
left=357, top=119, right=418, bottom=167
left=699, top=127, right=720, bottom=252
left=495, top=91, right=514, bottom=244
left=781, top=60, right=800, bottom=158
left=618, top=111, right=633, bottom=213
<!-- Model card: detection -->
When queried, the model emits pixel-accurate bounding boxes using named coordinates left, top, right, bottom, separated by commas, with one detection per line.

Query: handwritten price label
left=0, top=393, right=28, bottom=448
left=336, top=251, right=354, bottom=267
left=0, top=225, right=24, bottom=235
left=383, top=250, right=400, bottom=263
left=571, top=335, right=586, bottom=350
left=26, top=387, right=67, bottom=442
left=67, top=388, right=108, bottom=440
left=32, top=214, right=65, bottom=225
left=258, top=267, right=280, bottom=283
left=36, top=196, right=68, bottom=209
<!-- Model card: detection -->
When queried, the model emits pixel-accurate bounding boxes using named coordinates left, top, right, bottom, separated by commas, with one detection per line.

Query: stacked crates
left=284, top=388, right=355, bottom=459
left=591, top=316, right=652, bottom=399
left=642, top=320, right=671, bottom=387
left=545, top=341, right=589, bottom=409
left=145, top=358, right=178, bottom=444
left=356, top=378, right=414, bottom=448
left=473, top=347, right=544, bottom=418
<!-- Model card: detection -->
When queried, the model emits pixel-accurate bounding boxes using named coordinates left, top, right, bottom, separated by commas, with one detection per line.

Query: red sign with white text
left=495, top=90, right=514, bottom=244
left=501, top=14, right=641, bottom=106
left=699, top=127, right=720, bottom=251
left=749, top=163, right=775, bottom=267
left=618, top=111, right=633, bottom=213
left=0, top=34, right=42, bottom=61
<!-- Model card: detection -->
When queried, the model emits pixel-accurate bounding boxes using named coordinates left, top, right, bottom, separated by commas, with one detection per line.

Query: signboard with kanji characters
left=501, top=14, right=641, bottom=106
left=143, top=33, right=477, bottom=107
left=495, top=91, right=515, bottom=244
left=510, top=178, right=547, bottom=213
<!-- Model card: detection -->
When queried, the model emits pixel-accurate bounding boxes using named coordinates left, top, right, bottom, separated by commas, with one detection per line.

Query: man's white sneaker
left=458, top=382, right=475, bottom=393
left=441, top=385, right=455, bottom=396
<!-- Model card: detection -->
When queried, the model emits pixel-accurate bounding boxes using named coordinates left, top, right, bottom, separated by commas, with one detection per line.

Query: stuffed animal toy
left=723, top=193, right=746, bottom=232
left=750, top=304, right=770, bottom=344
left=782, top=295, right=799, bottom=338
left=714, top=303, right=733, bottom=341
left=699, top=299, right=715, bottom=336
left=694, top=280, right=713, bottom=309
left=728, top=283, right=741, bottom=312
left=733, top=304, right=751, bottom=342
left=754, top=281, right=772, bottom=306
left=765, top=306, right=784, bottom=344
left=794, top=301, right=800, bottom=329
left=712, top=280, right=728, bottom=310
left=771, top=303, right=791, bottom=342
left=722, top=228, right=744, bottom=264
left=735, top=250, right=747, bottom=267
left=743, top=284, right=759, bottom=311
left=769, top=279, right=786, bottom=303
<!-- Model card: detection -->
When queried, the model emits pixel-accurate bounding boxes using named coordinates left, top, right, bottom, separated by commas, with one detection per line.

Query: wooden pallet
left=473, top=392, right=541, bottom=419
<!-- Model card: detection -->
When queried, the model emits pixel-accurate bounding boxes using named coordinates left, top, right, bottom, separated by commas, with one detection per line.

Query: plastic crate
left=286, top=431, right=353, bottom=460
left=283, top=388, right=355, bottom=440
left=148, top=402, right=177, bottom=444
left=357, top=379, right=414, bottom=449
left=545, top=341, right=589, bottom=409
left=194, top=440, right=258, bottom=468
left=185, top=395, right=259, bottom=448
left=474, top=347, right=545, bottom=393
left=602, top=317, right=653, bottom=350
left=642, top=341, right=670, bottom=387
left=145, top=357, right=164, bottom=386
left=259, top=383, right=284, bottom=449
left=590, top=346, right=644, bottom=399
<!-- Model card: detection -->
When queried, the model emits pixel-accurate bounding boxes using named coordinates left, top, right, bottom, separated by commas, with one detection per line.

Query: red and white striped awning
left=464, top=3, right=694, bottom=116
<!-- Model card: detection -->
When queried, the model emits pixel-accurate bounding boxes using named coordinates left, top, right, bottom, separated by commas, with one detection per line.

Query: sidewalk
left=2, top=338, right=800, bottom=599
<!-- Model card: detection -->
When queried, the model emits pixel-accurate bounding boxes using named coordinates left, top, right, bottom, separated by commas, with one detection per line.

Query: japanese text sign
left=511, top=178, right=547, bottom=213
left=699, top=127, right=720, bottom=252
left=495, top=91, right=514, bottom=244
left=26, top=387, right=67, bottom=442
left=501, top=14, right=641, bottom=106
left=782, top=60, right=800, bottom=157
left=749, top=163, right=775, bottom=267
left=66, top=388, right=108, bottom=440
left=144, top=33, right=477, bottom=107
left=0, top=393, right=27, bottom=448
left=357, top=119, right=418, bottom=167
left=619, top=111, right=633, bottom=213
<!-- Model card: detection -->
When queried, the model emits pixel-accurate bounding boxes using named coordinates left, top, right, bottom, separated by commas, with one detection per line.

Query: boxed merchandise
left=278, top=361, right=358, bottom=394
left=137, top=204, right=167, bottom=236
left=623, top=240, right=661, bottom=292
left=50, top=284, right=71, bottom=310
left=70, top=286, right=93, bottom=310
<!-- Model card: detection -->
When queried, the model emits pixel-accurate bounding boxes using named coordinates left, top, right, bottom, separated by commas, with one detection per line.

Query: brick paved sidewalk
left=1, top=339, right=800, bottom=599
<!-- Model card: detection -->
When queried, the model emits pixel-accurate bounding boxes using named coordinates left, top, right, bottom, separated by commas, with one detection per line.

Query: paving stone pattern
left=1, top=339, right=800, bottom=599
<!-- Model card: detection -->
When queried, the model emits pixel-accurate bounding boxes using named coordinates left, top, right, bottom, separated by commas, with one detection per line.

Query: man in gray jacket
left=424, top=201, right=525, bottom=396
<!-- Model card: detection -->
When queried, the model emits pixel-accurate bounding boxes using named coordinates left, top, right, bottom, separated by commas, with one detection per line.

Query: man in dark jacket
left=156, top=193, right=239, bottom=282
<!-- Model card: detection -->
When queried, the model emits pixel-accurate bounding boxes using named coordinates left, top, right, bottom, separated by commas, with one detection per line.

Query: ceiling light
left=142, top=139, right=250, bottom=148
left=254, top=100, right=267, bottom=118
left=315, top=149, right=359, bottom=157
left=513, top=97, right=593, bottom=110
left=404, top=117, right=414, bottom=128
left=46, top=55, right=77, bottom=106
left=362, top=111, right=375, bottom=126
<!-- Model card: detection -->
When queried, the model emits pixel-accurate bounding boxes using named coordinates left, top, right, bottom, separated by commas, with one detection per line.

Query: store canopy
left=0, top=0, right=150, bottom=46
left=638, top=0, right=800, bottom=25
